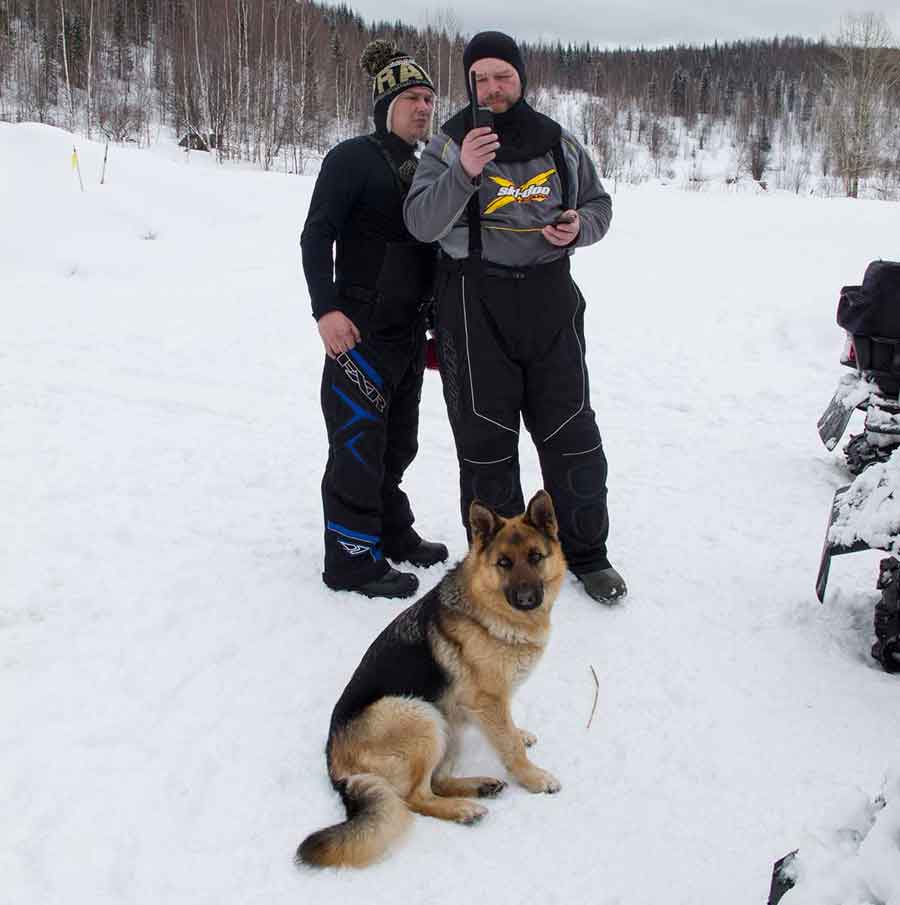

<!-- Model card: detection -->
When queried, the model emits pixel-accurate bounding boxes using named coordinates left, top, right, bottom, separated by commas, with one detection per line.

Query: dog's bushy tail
left=296, top=774, right=412, bottom=869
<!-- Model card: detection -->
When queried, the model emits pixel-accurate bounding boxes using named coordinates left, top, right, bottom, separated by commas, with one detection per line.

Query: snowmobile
left=816, top=259, right=900, bottom=673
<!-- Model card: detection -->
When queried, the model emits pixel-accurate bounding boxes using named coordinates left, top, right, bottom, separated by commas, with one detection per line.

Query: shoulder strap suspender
left=366, top=134, right=407, bottom=196
left=551, top=141, right=571, bottom=211
left=466, top=193, right=482, bottom=261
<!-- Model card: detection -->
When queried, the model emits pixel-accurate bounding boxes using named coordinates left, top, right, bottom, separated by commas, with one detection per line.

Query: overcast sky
left=341, top=0, right=900, bottom=48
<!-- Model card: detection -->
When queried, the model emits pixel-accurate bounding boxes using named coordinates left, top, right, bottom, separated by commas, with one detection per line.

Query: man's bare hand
left=460, top=126, right=500, bottom=180
left=317, top=310, right=361, bottom=358
left=541, top=209, right=580, bottom=247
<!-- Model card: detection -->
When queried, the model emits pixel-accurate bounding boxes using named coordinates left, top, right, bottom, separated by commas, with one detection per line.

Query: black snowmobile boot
left=324, top=566, right=419, bottom=600
left=383, top=528, right=449, bottom=568
left=576, top=566, right=628, bottom=605
left=873, top=557, right=900, bottom=673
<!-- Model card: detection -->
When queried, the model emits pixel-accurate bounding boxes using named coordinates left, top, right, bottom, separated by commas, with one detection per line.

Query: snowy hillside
left=2, top=123, right=899, bottom=905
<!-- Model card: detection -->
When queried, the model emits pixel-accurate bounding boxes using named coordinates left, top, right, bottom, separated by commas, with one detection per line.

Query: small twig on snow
left=587, top=665, right=599, bottom=729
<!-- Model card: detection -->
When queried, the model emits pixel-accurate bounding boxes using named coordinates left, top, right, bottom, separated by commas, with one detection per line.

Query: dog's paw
left=519, top=729, right=538, bottom=748
left=476, top=778, right=507, bottom=798
left=519, top=768, right=561, bottom=795
left=455, top=802, right=488, bottom=825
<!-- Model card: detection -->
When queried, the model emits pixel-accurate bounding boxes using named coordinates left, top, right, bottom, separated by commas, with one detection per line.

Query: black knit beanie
left=462, top=31, right=527, bottom=100
left=360, top=40, right=435, bottom=135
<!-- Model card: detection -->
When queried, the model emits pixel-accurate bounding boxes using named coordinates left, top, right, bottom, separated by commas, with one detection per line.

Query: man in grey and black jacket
left=404, top=31, right=626, bottom=603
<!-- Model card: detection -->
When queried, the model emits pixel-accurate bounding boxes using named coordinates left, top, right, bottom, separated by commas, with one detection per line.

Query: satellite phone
left=469, top=72, right=494, bottom=130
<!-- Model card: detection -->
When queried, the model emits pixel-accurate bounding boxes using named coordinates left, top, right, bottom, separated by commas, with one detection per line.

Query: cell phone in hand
left=469, top=71, right=494, bottom=131
left=552, top=212, right=576, bottom=226
left=474, top=106, right=494, bottom=129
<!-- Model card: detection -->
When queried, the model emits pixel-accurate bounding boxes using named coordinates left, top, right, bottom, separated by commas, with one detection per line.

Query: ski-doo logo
left=483, top=169, right=556, bottom=216
left=339, top=540, right=370, bottom=557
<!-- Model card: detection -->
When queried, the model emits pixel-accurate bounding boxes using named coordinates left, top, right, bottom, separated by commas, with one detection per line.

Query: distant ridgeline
left=0, top=2, right=897, bottom=196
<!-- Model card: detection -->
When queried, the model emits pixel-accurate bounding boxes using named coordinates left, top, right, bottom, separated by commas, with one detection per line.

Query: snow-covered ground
left=2, top=122, right=899, bottom=905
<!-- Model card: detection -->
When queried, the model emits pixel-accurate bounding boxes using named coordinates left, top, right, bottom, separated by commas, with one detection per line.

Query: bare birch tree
left=58, top=0, right=73, bottom=128
left=828, top=12, right=900, bottom=197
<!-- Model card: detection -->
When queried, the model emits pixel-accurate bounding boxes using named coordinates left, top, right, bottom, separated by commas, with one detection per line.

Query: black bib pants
left=302, top=133, right=436, bottom=590
left=320, top=297, right=426, bottom=588
left=435, top=255, right=611, bottom=575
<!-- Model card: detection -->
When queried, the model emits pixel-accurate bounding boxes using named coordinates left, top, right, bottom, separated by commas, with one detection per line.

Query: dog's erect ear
left=469, top=499, right=503, bottom=547
left=524, top=489, right=558, bottom=541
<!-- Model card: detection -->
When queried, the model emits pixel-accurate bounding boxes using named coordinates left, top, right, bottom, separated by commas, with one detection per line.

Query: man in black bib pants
left=302, top=41, right=448, bottom=599
left=404, top=32, right=626, bottom=604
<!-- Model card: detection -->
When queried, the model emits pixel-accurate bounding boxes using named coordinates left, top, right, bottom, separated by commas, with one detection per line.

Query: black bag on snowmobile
left=836, top=259, right=900, bottom=339
left=834, top=260, right=900, bottom=390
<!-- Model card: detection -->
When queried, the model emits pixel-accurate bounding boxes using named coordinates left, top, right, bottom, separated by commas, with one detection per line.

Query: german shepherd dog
left=296, top=490, right=566, bottom=869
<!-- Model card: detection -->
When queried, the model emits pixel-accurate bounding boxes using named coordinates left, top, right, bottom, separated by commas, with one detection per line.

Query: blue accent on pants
left=331, top=384, right=378, bottom=432
left=348, top=349, right=384, bottom=387
left=344, top=431, right=369, bottom=467
left=326, top=520, right=380, bottom=544
left=326, top=521, right=383, bottom=561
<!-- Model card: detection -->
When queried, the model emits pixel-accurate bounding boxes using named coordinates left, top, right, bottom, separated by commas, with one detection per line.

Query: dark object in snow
left=817, top=260, right=900, bottom=456
left=817, top=374, right=861, bottom=451
left=816, top=486, right=900, bottom=672
left=815, top=261, right=900, bottom=674
left=837, top=259, right=900, bottom=342
left=767, top=850, right=797, bottom=905
left=815, top=483, right=871, bottom=603
left=843, top=430, right=895, bottom=475
left=178, top=131, right=222, bottom=151
left=874, top=557, right=900, bottom=673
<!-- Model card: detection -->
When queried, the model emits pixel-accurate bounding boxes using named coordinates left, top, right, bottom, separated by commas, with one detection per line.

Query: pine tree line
left=0, top=2, right=897, bottom=194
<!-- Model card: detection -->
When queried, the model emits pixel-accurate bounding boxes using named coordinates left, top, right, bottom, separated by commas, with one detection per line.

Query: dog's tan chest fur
left=430, top=610, right=546, bottom=716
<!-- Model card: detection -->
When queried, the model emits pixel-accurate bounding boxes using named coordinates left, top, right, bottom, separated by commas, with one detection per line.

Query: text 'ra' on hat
left=360, top=40, right=434, bottom=107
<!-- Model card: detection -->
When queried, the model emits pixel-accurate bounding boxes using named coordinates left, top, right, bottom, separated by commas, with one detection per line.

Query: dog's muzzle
left=506, top=584, right=544, bottom=611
